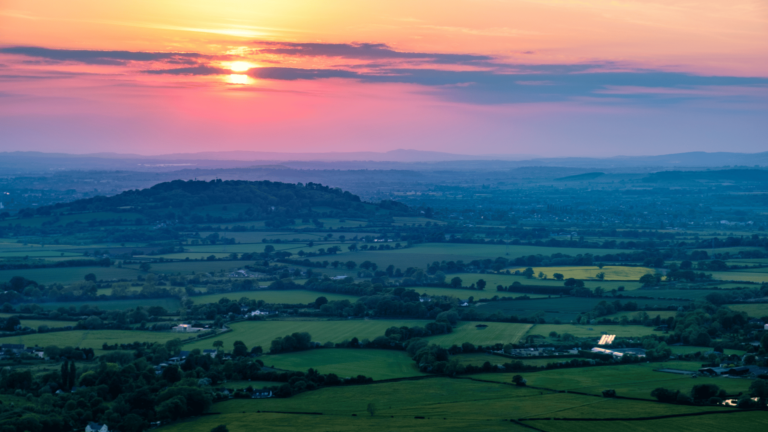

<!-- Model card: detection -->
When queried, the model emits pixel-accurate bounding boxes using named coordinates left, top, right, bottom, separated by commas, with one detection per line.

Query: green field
left=21, top=297, right=180, bottom=312
left=0, top=329, right=187, bottom=352
left=526, top=324, right=657, bottom=339
left=308, top=243, right=634, bottom=270
left=473, top=361, right=752, bottom=400
left=507, top=266, right=656, bottom=281
left=155, top=376, right=729, bottom=432
left=476, top=297, right=686, bottom=322
left=669, top=346, right=744, bottom=356
left=430, top=321, right=532, bottom=347
left=527, top=413, right=768, bottom=432
left=190, top=290, right=359, bottom=305
left=446, top=272, right=643, bottom=292
left=602, top=310, right=678, bottom=321
left=265, top=349, right=425, bottom=380
left=185, top=319, right=532, bottom=352
left=725, top=303, right=768, bottom=317
left=0, top=267, right=139, bottom=285
left=415, top=286, right=549, bottom=299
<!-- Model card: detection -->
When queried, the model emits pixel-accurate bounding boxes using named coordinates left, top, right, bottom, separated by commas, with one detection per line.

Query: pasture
left=476, top=297, right=687, bottom=323
left=20, top=297, right=180, bottom=312
left=265, top=349, right=425, bottom=380
left=1, top=329, right=187, bottom=352
left=708, top=270, right=768, bottom=283
left=185, top=319, right=532, bottom=352
left=154, top=376, right=730, bottom=432
left=190, top=290, right=359, bottom=305
left=527, top=324, right=657, bottom=339
left=602, top=310, right=678, bottom=321
left=449, top=272, right=643, bottom=292
left=0, top=266, right=138, bottom=285
left=725, top=303, right=768, bottom=317
left=308, top=243, right=634, bottom=270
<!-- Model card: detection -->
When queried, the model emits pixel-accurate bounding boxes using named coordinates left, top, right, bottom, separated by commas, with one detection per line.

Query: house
left=765, top=324, right=768, bottom=331
left=252, top=390, right=273, bottom=399
left=85, top=422, right=108, bottom=432
left=248, top=310, right=274, bottom=316
left=203, top=349, right=218, bottom=358
left=179, top=350, right=190, bottom=359
left=331, top=275, right=348, bottom=280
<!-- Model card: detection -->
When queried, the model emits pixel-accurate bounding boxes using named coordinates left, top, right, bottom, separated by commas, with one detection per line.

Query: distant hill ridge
left=34, top=179, right=409, bottom=218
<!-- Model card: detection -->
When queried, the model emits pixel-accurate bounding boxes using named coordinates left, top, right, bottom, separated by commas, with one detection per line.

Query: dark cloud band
left=0, top=46, right=205, bottom=65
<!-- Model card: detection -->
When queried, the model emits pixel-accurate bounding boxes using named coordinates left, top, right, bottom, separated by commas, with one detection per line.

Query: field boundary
left=519, top=408, right=749, bottom=422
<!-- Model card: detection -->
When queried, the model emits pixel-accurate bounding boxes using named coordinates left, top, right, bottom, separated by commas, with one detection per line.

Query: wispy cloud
left=0, top=46, right=207, bottom=65
left=252, top=41, right=494, bottom=65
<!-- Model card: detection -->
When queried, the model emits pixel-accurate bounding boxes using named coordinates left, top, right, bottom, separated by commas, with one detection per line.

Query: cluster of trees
left=652, top=381, right=767, bottom=408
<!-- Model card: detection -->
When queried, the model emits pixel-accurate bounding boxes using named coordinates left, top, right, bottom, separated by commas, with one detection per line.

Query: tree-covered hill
left=32, top=179, right=410, bottom=220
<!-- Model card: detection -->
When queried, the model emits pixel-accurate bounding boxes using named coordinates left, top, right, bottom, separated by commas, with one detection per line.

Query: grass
left=265, top=349, right=425, bottom=380
left=185, top=319, right=532, bottom=352
left=415, top=286, right=549, bottom=299
left=429, top=321, right=532, bottom=347
left=669, top=346, right=744, bottom=356
left=602, top=310, right=678, bottom=321
left=20, top=298, right=180, bottom=312
left=0, top=267, right=138, bottom=285
left=189, top=290, right=359, bottom=305
left=506, top=266, right=655, bottom=281
left=725, top=304, right=768, bottom=317
left=473, top=361, right=752, bottom=400
left=526, top=324, right=657, bottom=339
left=0, top=329, right=188, bottom=352
left=308, top=243, right=633, bottom=270
left=476, top=297, right=687, bottom=323
left=155, top=377, right=726, bottom=432
left=526, top=413, right=768, bottom=432
left=448, top=273, right=643, bottom=292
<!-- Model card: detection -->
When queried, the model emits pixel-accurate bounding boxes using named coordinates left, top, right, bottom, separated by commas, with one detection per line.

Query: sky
left=0, top=0, right=767, bottom=157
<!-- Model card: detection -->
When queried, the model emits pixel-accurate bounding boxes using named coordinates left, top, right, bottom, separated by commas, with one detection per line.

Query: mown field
left=265, top=349, right=425, bottom=380
left=0, top=329, right=187, bottom=352
left=190, top=290, right=359, bottom=305
left=506, top=266, right=655, bottom=281
left=185, top=319, right=533, bottom=352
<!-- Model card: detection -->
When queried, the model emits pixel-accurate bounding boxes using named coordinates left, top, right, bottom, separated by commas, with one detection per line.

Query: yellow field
left=506, top=266, right=656, bottom=281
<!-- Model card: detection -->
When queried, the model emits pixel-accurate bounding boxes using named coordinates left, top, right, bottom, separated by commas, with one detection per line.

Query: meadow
left=0, top=266, right=138, bottom=285
left=448, top=272, right=643, bottom=292
left=476, top=297, right=687, bottom=322
left=0, top=329, right=186, bottom=352
left=708, top=270, right=768, bottom=283
left=308, top=243, right=634, bottom=270
left=526, top=324, right=658, bottom=339
left=20, top=297, right=180, bottom=312
left=264, top=348, right=425, bottom=380
left=190, top=290, right=359, bottom=305
left=184, top=319, right=533, bottom=352
left=154, top=376, right=733, bottom=432
left=725, top=303, right=768, bottom=317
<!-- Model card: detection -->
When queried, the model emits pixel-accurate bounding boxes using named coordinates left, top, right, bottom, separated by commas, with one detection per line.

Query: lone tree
left=512, top=375, right=526, bottom=386
left=366, top=403, right=376, bottom=417
left=139, top=262, right=152, bottom=272
left=213, top=340, right=224, bottom=350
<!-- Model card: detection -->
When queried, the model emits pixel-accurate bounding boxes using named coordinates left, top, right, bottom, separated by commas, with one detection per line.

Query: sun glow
left=226, top=74, right=250, bottom=85
left=229, top=61, right=253, bottom=72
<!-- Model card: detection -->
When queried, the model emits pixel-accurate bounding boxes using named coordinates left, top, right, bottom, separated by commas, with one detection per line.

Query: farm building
left=591, top=347, right=646, bottom=358
left=172, top=324, right=204, bottom=333
left=203, top=349, right=218, bottom=358
left=252, top=390, right=273, bottom=399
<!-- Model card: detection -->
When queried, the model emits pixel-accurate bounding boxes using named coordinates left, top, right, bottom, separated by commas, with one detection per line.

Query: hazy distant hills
left=1, top=150, right=767, bottom=174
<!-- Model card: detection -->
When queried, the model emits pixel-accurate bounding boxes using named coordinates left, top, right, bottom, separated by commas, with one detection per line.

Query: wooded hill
left=32, top=180, right=410, bottom=219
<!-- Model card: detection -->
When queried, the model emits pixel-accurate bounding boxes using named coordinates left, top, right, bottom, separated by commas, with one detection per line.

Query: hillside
left=32, top=180, right=410, bottom=219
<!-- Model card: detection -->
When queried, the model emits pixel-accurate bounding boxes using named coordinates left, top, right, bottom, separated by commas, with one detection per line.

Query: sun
left=229, top=61, right=253, bottom=72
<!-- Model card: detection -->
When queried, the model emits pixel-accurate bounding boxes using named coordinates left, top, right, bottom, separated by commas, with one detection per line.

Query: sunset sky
left=1, top=0, right=766, bottom=156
